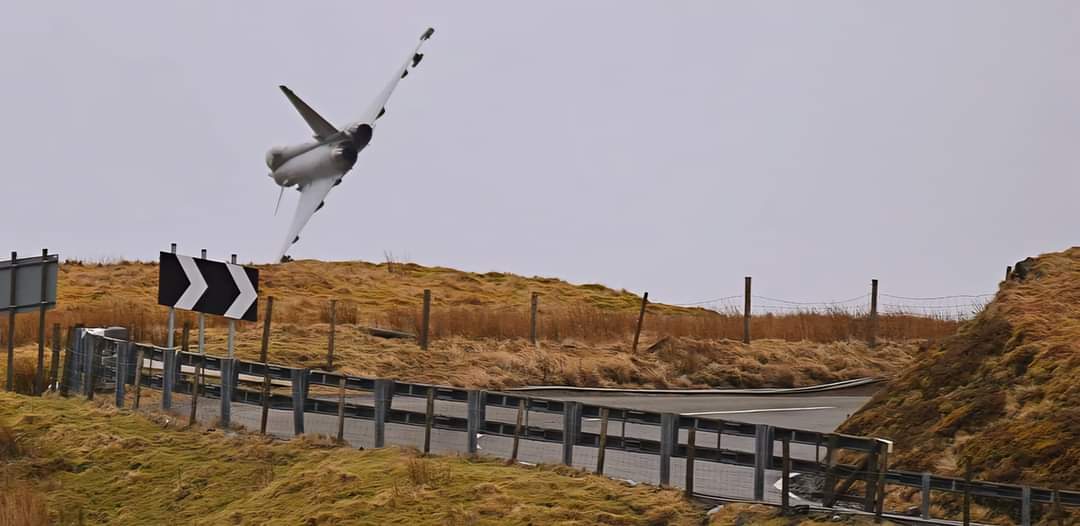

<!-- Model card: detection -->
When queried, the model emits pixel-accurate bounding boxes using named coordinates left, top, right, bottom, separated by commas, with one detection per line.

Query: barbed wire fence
left=671, top=291, right=995, bottom=321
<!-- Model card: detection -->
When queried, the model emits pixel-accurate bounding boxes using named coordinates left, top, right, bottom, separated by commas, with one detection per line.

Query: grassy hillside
left=0, top=392, right=704, bottom=525
left=840, top=248, right=1080, bottom=491
left=1, top=258, right=955, bottom=389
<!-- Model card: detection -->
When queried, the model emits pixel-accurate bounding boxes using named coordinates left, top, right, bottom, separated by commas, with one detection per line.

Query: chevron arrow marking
left=224, top=263, right=257, bottom=320
left=175, top=255, right=208, bottom=310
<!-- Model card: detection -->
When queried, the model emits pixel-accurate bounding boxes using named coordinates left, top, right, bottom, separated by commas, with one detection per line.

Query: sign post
left=1, top=250, right=59, bottom=392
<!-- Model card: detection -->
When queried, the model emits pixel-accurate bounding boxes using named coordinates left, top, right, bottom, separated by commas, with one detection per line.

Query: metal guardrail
left=68, top=331, right=1077, bottom=523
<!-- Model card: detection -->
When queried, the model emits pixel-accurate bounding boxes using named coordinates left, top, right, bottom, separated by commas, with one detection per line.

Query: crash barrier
left=57, top=329, right=1076, bottom=525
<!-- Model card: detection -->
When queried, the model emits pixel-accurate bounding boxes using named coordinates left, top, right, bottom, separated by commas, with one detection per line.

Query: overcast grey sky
left=2, top=1, right=1078, bottom=306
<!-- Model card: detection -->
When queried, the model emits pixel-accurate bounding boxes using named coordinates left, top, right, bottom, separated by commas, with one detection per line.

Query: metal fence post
left=60, top=327, right=78, bottom=397
left=466, top=390, right=485, bottom=455
left=920, top=472, right=932, bottom=519
left=659, top=413, right=677, bottom=487
left=114, top=342, right=127, bottom=408
left=562, top=402, right=582, bottom=466
left=685, top=418, right=697, bottom=497
left=291, top=368, right=309, bottom=436
left=1020, top=486, right=1031, bottom=526
left=49, top=324, right=61, bottom=392
left=423, top=387, right=435, bottom=454
left=161, top=347, right=177, bottom=410
left=219, top=358, right=236, bottom=427
left=753, top=424, right=770, bottom=501
left=84, top=336, right=96, bottom=400
left=373, top=379, right=394, bottom=448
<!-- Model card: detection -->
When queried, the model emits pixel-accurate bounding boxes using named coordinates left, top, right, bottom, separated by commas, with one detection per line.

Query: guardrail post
left=781, top=436, right=791, bottom=512
left=753, top=424, right=770, bottom=501
left=920, top=472, right=932, bottom=519
left=685, top=418, right=697, bottom=497
left=596, top=407, right=609, bottom=475
left=423, top=387, right=435, bottom=454
left=1020, top=486, right=1031, bottom=526
left=823, top=434, right=839, bottom=506
left=466, top=390, right=485, bottom=455
left=219, top=358, right=236, bottom=427
left=161, top=347, right=176, bottom=410
left=562, top=402, right=582, bottom=466
left=132, top=347, right=144, bottom=409
left=335, top=377, right=347, bottom=444
left=373, top=379, right=394, bottom=447
left=114, top=342, right=127, bottom=408
left=291, top=368, right=309, bottom=436
left=659, top=413, right=677, bottom=487
left=963, top=464, right=972, bottom=526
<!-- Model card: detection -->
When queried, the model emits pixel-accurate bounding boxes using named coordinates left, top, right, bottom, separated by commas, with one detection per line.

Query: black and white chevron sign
left=157, top=252, right=259, bottom=321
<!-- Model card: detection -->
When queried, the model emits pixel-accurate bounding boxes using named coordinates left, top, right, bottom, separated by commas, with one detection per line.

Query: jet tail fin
left=279, top=85, right=339, bottom=140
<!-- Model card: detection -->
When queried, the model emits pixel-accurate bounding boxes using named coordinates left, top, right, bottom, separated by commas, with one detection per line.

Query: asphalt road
left=168, top=383, right=875, bottom=504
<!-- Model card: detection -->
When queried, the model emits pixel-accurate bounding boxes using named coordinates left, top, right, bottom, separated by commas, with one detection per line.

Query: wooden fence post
left=114, top=341, right=127, bottom=408
left=188, top=356, right=202, bottom=427
left=420, top=289, right=431, bottom=350
left=511, top=398, right=526, bottom=462
left=743, top=276, right=752, bottom=344
left=259, top=296, right=274, bottom=435
left=875, top=442, right=888, bottom=519
left=336, top=376, right=347, bottom=443
left=596, top=407, right=609, bottom=475
left=632, top=292, right=648, bottom=352
left=424, top=387, right=435, bottom=454
left=48, top=323, right=60, bottom=392
left=529, top=292, right=539, bottom=346
left=869, top=279, right=879, bottom=347
left=685, top=418, right=697, bottom=497
left=326, top=299, right=336, bottom=369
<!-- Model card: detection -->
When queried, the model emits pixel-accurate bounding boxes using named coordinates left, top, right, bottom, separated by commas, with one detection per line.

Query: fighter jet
left=267, top=27, right=434, bottom=262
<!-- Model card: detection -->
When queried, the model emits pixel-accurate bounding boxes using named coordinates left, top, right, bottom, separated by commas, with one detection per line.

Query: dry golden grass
left=708, top=503, right=903, bottom=525
left=5, top=258, right=958, bottom=345
left=0, top=258, right=955, bottom=389
left=841, top=248, right=1080, bottom=501
left=195, top=327, right=920, bottom=389
left=0, top=480, right=48, bottom=526
left=0, top=391, right=704, bottom=525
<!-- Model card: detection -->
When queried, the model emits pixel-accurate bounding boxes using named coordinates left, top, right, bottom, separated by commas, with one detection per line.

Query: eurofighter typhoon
left=267, top=28, right=434, bottom=262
